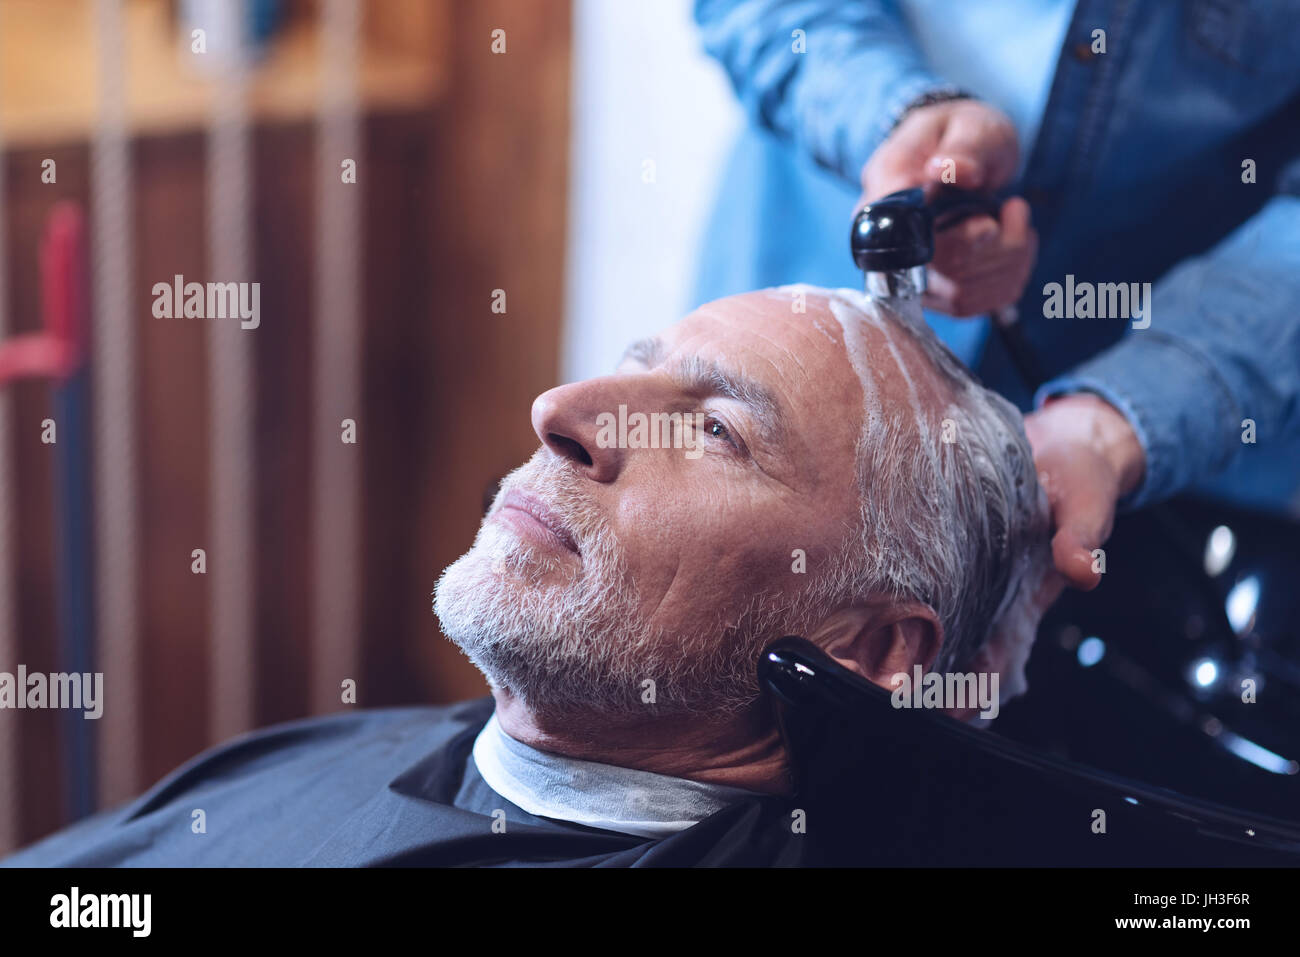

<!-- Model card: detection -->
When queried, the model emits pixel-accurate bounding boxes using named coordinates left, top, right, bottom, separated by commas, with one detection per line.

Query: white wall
left=562, top=0, right=742, bottom=383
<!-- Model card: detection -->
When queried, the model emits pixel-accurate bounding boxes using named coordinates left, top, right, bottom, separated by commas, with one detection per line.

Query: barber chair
left=760, top=498, right=1300, bottom=866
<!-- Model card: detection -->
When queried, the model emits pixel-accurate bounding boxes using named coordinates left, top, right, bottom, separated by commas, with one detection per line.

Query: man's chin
left=432, top=544, right=539, bottom=641
left=432, top=523, right=781, bottom=720
left=433, top=537, right=597, bottom=679
left=435, top=545, right=663, bottom=718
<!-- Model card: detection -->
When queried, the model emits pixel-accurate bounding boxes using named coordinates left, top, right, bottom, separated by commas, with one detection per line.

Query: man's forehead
left=649, top=288, right=953, bottom=424
left=657, top=291, right=853, bottom=378
left=612, top=294, right=859, bottom=483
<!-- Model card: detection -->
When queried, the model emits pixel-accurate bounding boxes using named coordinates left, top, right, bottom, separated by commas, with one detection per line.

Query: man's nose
left=531, top=377, right=631, bottom=482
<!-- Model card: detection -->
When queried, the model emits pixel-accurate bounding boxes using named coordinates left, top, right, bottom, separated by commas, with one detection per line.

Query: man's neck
left=491, top=690, right=793, bottom=796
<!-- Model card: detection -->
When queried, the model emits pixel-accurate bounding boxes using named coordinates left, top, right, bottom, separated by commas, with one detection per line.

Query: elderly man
left=3, top=287, right=1052, bottom=867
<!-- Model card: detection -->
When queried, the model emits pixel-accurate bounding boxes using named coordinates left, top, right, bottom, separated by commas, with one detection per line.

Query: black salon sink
left=759, top=499, right=1300, bottom=866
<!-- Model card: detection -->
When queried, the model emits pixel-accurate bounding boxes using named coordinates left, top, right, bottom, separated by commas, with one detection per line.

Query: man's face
left=435, top=290, right=899, bottom=719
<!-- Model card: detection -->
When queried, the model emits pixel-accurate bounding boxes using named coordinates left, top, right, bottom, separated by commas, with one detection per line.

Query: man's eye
left=703, top=415, right=733, bottom=445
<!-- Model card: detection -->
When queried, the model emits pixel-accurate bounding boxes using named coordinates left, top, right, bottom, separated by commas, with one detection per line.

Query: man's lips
left=496, top=490, right=581, bottom=555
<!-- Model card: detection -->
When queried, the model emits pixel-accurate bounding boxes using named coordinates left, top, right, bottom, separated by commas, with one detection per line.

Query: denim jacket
left=693, top=0, right=1300, bottom=513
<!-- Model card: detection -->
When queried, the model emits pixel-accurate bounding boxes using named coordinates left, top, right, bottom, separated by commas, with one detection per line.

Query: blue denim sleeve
left=1034, top=190, right=1300, bottom=511
left=694, top=0, right=953, bottom=186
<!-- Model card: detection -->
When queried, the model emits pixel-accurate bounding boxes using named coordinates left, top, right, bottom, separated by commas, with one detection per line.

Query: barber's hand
left=1022, top=394, right=1146, bottom=590
left=859, top=99, right=1037, bottom=317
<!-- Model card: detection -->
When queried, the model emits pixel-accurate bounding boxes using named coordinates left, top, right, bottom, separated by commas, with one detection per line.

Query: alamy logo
left=152, top=274, right=260, bottom=330
left=595, top=405, right=708, bottom=459
left=0, top=666, right=102, bottom=719
left=50, top=887, right=151, bottom=937
left=1042, top=274, right=1151, bottom=329
left=890, top=665, right=1000, bottom=720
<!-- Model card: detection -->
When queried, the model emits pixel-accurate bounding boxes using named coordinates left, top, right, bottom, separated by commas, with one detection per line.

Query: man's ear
left=808, top=602, right=943, bottom=690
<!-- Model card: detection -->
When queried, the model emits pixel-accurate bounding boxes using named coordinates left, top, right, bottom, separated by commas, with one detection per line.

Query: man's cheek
left=702, top=536, right=800, bottom=595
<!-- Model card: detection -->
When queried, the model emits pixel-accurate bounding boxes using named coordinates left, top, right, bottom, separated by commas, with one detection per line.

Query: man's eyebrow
left=618, top=336, right=787, bottom=447
left=619, top=336, right=664, bottom=367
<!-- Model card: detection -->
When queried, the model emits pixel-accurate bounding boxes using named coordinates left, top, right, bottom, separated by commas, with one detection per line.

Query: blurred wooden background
left=0, top=0, right=569, bottom=851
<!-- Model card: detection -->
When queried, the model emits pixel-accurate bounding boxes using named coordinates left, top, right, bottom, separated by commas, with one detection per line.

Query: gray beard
left=432, top=457, right=813, bottom=722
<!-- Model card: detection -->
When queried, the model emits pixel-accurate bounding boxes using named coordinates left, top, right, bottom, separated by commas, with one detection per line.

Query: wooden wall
left=1, top=0, right=571, bottom=852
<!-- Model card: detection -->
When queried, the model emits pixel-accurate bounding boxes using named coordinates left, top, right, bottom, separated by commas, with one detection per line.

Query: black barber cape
left=1, top=697, right=803, bottom=867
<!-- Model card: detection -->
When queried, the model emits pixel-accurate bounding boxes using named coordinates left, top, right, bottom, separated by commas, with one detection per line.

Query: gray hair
left=803, top=287, right=1051, bottom=698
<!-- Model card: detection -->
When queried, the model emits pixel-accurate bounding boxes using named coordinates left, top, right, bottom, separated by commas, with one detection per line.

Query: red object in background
left=0, top=202, right=88, bottom=386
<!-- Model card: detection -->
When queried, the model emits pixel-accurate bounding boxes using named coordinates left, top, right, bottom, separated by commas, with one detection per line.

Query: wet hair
left=794, top=286, right=1052, bottom=699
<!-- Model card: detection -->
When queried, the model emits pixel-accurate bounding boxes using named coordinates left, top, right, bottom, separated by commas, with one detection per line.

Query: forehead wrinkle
left=685, top=306, right=854, bottom=453
left=751, top=316, right=869, bottom=444
left=750, top=324, right=812, bottom=384
left=713, top=294, right=873, bottom=461
left=718, top=292, right=860, bottom=403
